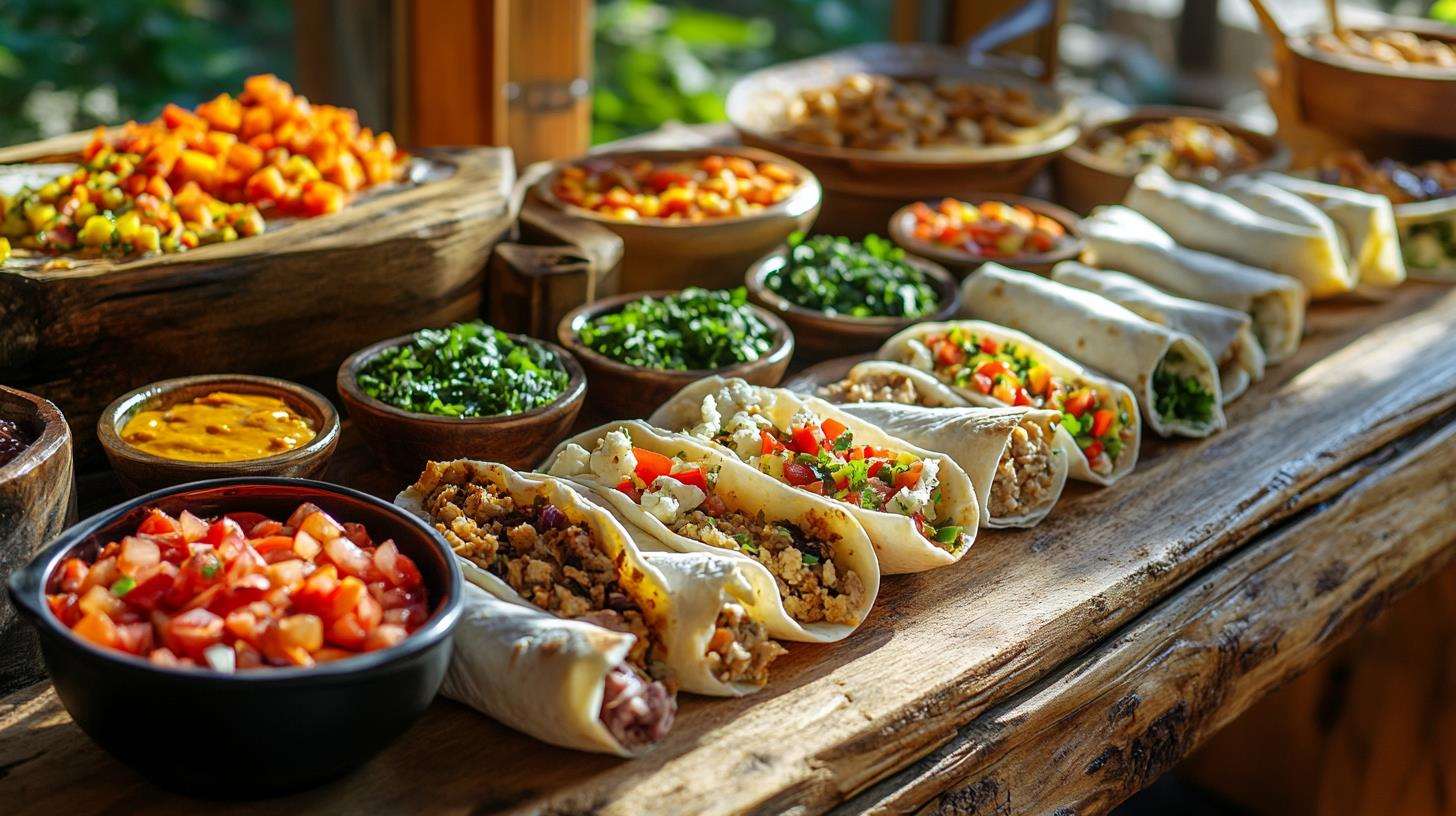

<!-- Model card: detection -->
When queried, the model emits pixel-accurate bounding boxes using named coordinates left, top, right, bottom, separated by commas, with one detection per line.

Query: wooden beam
left=405, top=0, right=508, bottom=147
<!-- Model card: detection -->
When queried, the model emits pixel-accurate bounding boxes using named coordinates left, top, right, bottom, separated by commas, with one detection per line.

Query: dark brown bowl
left=557, top=290, right=795, bottom=419
left=0, top=386, right=76, bottom=692
left=534, top=146, right=822, bottom=292
left=98, top=375, right=341, bottom=495
left=1053, top=106, right=1290, bottom=215
left=337, top=332, right=586, bottom=475
left=888, top=194, right=1085, bottom=277
left=744, top=244, right=959, bottom=362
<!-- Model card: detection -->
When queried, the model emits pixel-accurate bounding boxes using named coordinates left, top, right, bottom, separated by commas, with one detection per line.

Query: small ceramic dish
left=888, top=194, right=1084, bottom=277
left=0, top=385, right=76, bottom=691
left=97, top=375, right=341, bottom=495
left=558, top=290, right=794, bottom=419
left=533, top=146, right=822, bottom=292
left=7, top=477, right=463, bottom=797
left=744, top=245, right=959, bottom=361
left=337, top=332, right=586, bottom=475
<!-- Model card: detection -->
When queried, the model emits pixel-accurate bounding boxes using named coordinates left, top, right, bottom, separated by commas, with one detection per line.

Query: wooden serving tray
left=0, top=132, right=517, bottom=460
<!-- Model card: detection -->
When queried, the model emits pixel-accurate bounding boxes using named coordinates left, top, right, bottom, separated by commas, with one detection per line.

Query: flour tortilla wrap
left=1251, top=173, right=1406, bottom=290
left=1391, top=197, right=1456, bottom=281
left=544, top=420, right=879, bottom=638
left=1051, top=261, right=1264, bottom=403
left=442, top=583, right=672, bottom=756
left=879, top=320, right=1141, bottom=486
left=961, top=264, right=1225, bottom=438
left=816, top=359, right=972, bottom=408
left=648, top=379, right=981, bottom=574
left=1125, top=166, right=1354, bottom=299
left=838, top=402, right=1067, bottom=529
left=397, top=461, right=777, bottom=697
left=1079, top=205, right=1306, bottom=363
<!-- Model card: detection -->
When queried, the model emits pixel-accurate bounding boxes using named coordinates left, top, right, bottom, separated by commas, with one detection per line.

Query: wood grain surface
left=2, top=283, right=1455, bottom=815
left=0, top=133, right=516, bottom=462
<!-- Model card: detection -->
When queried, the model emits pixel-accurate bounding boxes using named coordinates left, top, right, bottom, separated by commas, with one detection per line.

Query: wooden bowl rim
left=556, top=289, right=795, bottom=383
left=0, top=385, right=71, bottom=484
left=534, top=146, right=823, bottom=230
left=336, top=331, right=588, bottom=429
left=743, top=242, right=960, bottom=329
left=97, top=374, right=341, bottom=474
left=1063, top=105, right=1291, bottom=180
left=887, top=194, right=1086, bottom=269
left=1288, top=18, right=1456, bottom=79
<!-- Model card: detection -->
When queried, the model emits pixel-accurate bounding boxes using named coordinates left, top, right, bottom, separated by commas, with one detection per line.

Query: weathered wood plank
left=2, top=285, right=1455, bottom=815
left=840, top=415, right=1456, bottom=816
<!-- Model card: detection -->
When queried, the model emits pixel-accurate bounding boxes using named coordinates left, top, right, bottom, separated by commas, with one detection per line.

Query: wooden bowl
left=98, top=375, right=341, bottom=495
left=744, top=245, right=959, bottom=362
left=1287, top=18, right=1456, bottom=147
left=887, top=194, right=1085, bottom=277
left=337, top=333, right=586, bottom=475
left=0, top=386, right=75, bottom=692
left=726, top=42, right=1080, bottom=236
left=533, top=146, right=821, bottom=293
left=558, top=290, right=794, bottom=420
left=1053, top=106, right=1290, bottom=215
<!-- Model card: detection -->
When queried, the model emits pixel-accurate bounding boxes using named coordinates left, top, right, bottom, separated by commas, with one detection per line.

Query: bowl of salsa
left=6, top=477, right=463, bottom=795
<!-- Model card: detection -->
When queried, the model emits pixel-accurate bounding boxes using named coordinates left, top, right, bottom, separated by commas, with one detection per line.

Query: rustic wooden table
left=3, top=267, right=1455, bottom=813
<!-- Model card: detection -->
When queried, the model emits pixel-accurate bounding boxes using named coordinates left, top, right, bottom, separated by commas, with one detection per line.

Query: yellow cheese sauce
left=121, top=391, right=316, bottom=463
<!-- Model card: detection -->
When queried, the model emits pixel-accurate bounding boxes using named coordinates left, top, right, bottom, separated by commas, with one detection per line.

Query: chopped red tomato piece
left=137, top=508, right=179, bottom=536
left=671, top=466, right=708, bottom=492
left=632, top=447, right=675, bottom=484
left=893, top=461, right=924, bottom=491
left=979, top=336, right=1000, bottom=354
left=782, top=461, right=818, bottom=486
left=820, top=418, right=848, bottom=443
left=790, top=426, right=821, bottom=454
left=1063, top=389, right=1096, bottom=418
left=1091, top=409, right=1115, bottom=439
left=759, top=430, right=785, bottom=455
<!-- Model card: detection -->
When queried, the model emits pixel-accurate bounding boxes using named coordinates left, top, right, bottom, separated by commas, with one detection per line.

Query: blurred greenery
left=1433, top=0, right=1456, bottom=23
left=592, top=0, right=892, bottom=144
left=0, top=0, right=292, bottom=147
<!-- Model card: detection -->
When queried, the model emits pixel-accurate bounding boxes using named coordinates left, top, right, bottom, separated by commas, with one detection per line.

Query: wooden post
left=506, top=0, right=592, bottom=166
left=403, top=0, right=509, bottom=147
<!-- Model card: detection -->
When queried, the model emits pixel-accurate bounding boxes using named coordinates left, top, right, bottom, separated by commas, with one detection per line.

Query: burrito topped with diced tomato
left=879, top=319, right=1141, bottom=485
left=647, top=378, right=981, bottom=574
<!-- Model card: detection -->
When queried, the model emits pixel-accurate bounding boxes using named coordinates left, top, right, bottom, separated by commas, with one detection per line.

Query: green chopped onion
left=110, top=576, right=136, bottom=597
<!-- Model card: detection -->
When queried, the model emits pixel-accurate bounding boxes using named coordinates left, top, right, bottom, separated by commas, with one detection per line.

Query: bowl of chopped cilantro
left=558, top=287, right=793, bottom=418
left=746, top=232, right=959, bottom=361
left=338, top=322, right=585, bottom=474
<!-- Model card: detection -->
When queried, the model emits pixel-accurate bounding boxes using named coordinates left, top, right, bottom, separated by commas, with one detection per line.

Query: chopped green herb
left=933, top=525, right=963, bottom=545
left=109, top=576, right=136, bottom=597
left=199, top=559, right=220, bottom=579
left=732, top=532, right=758, bottom=554
left=800, top=553, right=821, bottom=566
left=832, top=431, right=854, bottom=452
left=578, top=287, right=774, bottom=371
left=1153, top=359, right=1216, bottom=424
left=356, top=321, right=569, bottom=418
left=766, top=232, right=941, bottom=319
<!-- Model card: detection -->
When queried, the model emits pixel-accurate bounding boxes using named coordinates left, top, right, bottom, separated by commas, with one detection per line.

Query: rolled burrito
left=544, top=420, right=880, bottom=635
left=443, top=582, right=674, bottom=756
left=1051, top=261, right=1265, bottom=403
left=1250, top=173, right=1406, bottom=290
left=879, top=320, right=1141, bottom=486
left=1125, top=166, right=1354, bottom=299
left=1079, top=205, right=1306, bottom=363
left=837, top=400, right=1067, bottom=529
left=398, top=460, right=785, bottom=696
left=1391, top=197, right=1456, bottom=281
left=647, top=378, right=981, bottom=574
left=961, top=263, right=1225, bottom=437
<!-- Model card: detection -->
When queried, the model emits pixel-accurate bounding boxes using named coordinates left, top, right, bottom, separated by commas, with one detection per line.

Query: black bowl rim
left=744, top=242, right=961, bottom=328
left=336, top=330, right=588, bottom=427
left=96, top=374, right=342, bottom=474
left=557, top=288, right=796, bottom=380
left=7, top=476, right=464, bottom=687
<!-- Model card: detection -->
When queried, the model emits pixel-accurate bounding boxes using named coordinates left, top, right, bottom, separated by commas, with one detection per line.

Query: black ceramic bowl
left=7, top=478, right=464, bottom=798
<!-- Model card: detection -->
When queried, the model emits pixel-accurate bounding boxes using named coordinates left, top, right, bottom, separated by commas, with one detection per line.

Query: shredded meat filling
left=671, top=500, right=865, bottom=626
left=416, top=460, right=665, bottom=678
left=707, top=603, right=786, bottom=685
left=600, top=665, right=675, bottom=749
left=820, top=372, right=932, bottom=406
left=988, top=420, right=1054, bottom=518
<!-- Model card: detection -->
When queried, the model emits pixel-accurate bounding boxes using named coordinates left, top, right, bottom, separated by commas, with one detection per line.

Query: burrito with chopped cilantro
left=1079, top=205, right=1306, bottom=363
left=1051, top=261, right=1264, bottom=403
left=1249, top=173, right=1405, bottom=291
left=1126, top=166, right=1353, bottom=299
left=879, top=320, right=1141, bottom=486
left=544, top=420, right=880, bottom=636
left=647, top=379, right=982, bottom=574
left=960, top=263, right=1224, bottom=438
left=398, top=460, right=786, bottom=698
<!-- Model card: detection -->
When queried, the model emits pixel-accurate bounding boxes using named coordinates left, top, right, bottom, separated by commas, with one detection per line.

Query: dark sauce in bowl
left=0, top=417, right=33, bottom=467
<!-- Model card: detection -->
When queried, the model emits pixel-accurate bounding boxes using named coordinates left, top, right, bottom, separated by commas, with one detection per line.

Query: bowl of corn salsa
left=889, top=194, right=1083, bottom=277
left=535, top=147, right=822, bottom=291
left=98, top=374, right=340, bottom=495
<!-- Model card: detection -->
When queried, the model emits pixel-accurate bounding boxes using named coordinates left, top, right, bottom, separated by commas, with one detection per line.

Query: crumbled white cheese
left=906, top=339, right=933, bottom=372
left=690, top=395, right=722, bottom=441
left=887, top=457, right=940, bottom=517
left=589, top=429, right=638, bottom=486
left=724, top=411, right=765, bottom=458
left=789, top=406, right=821, bottom=431
left=711, top=380, right=767, bottom=420
left=547, top=442, right=592, bottom=477
left=640, top=475, right=705, bottom=524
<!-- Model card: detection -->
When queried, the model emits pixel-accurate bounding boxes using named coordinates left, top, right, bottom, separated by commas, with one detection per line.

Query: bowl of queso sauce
left=99, top=375, right=340, bottom=494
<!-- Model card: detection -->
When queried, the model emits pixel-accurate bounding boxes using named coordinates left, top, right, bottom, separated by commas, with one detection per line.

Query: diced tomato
left=866, top=460, right=885, bottom=479
left=373, top=540, right=422, bottom=588
left=177, top=510, right=210, bottom=542
left=632, top=447, right=674, bottom=484
left=800, top=481, right=826, bottom=495
left=249, top=519, right=285, bottom=538
left=169, top=607, right=225, bottom=659
left=820, top=418, right=848, bottom=443
left=326, top=612, right=370, bottom=650
left=979, top=336, right=1000, bottom=354
left=973, top=373, right=995, bottom=394
left=251, top=535, right=296, bottom=556
left=790, top=425, right=821, bottom=454
left=782, top=461, right=818, bottom=486
left=115, top=622, right=154, bottom=655
left=293, top=566, right=340, bottom=617
left=1064, top=389, right=1096, bottom=418
left=384, top=603, right=428, bottom=629
left=222, top=511, right=270, bottom=533
left=121, top=563, right=178, bottom=612
left=615, top=480, right=641, bottom=502
left=671, top=466, right=708, bottom=491
left=976, top=360, right=1009, bottom=378
left=893, top=461, right=924, bottom=491
left=73, top=611, right=119, bottom=648
left=137, top=508, right=179, bottom=536
left=341, top=522, right=373, bottom=549
left=1013, top=388, right=1033, bottom=407
left=1091, top=409, right=1115, bottom=439
left=286, top=503, right=325, bottom=529
left=363, top=624, right=407, bottom=652
left=324, top=535, right=374, bottom=580
left=54, top=558, right=88, bottom=593
left=760, top=430, right=785, bottom=455
left=934, top=340, right=965, bottom=367
left=1082, top=440, right=1104, bottom=463
left=203, top=518, right=246, bottom=548
left=992, top=380, right=1018, bottom=405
